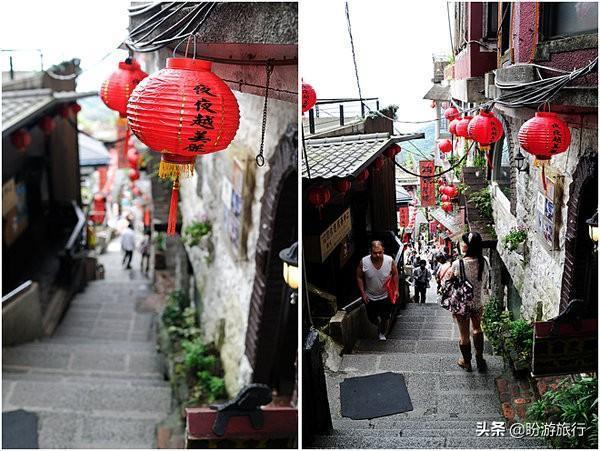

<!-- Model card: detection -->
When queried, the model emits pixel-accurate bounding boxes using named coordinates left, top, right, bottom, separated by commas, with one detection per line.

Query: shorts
left=366, top=297, right=392, bottom=324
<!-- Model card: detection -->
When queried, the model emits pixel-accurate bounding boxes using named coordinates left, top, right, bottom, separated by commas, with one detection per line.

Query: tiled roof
left=302, top=132, right=425, bottom=179
left=395, top=181, right=412, bottom=204
left=423, top=84, right=450, bottom=101
left=79, top=133, right=110, bottom=167
left=2, top=89, right=98, bottom=135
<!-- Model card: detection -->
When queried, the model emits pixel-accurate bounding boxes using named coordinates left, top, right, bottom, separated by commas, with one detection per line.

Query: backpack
left=438, top=257, right=474, bottom=316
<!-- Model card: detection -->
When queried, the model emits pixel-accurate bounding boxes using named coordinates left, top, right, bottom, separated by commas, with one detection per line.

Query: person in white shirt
left=356, top=241, right=399, bottom=340
left=121, top=223, right=136, bottom=269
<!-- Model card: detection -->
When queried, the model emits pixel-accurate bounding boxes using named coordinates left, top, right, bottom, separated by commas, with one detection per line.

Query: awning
left=302, top=132, right=425, bottom=179
left=422, top=84, right=451, bottom=101
left=79, top=133, right=111, bottom=168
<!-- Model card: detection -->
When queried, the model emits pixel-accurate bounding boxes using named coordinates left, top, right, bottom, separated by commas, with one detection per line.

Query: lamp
left=586, top=211, right=599, bottom=242
left=514, top=150, right=529, bottom=173
left=279, top=242, right=299, bottom=303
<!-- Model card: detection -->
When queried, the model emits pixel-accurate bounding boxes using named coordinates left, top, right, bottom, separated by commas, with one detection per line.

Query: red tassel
left=167, top=177, right=180, bottom=236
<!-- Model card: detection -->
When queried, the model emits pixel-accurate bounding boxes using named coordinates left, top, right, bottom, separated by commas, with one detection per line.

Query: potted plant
left=502, top=319, right=533, bottom=377
left=503, top=226, right=527, bottom=254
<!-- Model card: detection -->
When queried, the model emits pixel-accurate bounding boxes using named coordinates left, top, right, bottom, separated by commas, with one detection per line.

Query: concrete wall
left=490, top=107, right=598, bottom=321
left=454, top=2, right=496, bottom=80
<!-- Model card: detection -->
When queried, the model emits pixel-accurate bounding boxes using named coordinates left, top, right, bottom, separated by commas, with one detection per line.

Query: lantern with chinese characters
left=384, top=144, right=401, bottom=159
left=127, top=147, right=140, bottom=169
left=441, top=201, right=453, bottom=213
left=302, top=82, right=317, bottom=113
left=372, top=156, right=385, bottom=171
left=334, top=179, right=352, bottom=194
left=38, top=116, right=55, bottom=136
left=448, top=119, right=459, bottom=136
left=127, top=58, right=240, bottom=235
left=307, top=185, right=331, bottom=218
left=357, top=169, right=369, bottom=182
left=456, top=116, right=473, bottom=139
left=11, top=128, right=31, bottom=150
left=438, top=139, right=453, bottom=154
left=517, top=112, right=571, bottom=190
left=468, top=110, right=503, bottom=152
left=129, top=168, right=140, bottom=182
left=444, top=107, right=459, bottom=121
left=101, top=59, right=148, bottom=117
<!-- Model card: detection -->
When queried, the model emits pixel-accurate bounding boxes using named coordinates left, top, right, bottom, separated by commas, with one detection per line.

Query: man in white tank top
left=356, top=241, right=398, bottom=340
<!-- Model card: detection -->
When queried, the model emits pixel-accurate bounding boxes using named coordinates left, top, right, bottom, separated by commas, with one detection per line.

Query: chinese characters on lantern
left=398, top=206, right=409, bottom=227
left=186, top=84, right=217, bottom=153
left=550, top=122, right=563, bottom=153
left=419, top=160, right=436, bottom=207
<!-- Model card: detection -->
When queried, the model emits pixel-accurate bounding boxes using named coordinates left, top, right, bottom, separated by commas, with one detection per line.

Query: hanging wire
left=345, top=1, right=364, bottom=106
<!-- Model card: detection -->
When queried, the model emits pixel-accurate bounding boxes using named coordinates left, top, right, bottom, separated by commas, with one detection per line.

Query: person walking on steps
left=412, top=259, right=431, bottom=303
left=451, top=231, right=489, bottom=372
left=140, top=231, right=151, bottom=274
left=121, top=222, right=136, bottom=270
left=356, top=240, right=398, bottom=341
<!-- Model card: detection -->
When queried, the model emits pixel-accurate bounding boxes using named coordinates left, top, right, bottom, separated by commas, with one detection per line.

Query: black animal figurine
left=209, top=383, right=272, bottom=437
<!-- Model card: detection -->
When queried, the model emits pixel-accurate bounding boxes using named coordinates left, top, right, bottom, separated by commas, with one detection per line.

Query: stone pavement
left=2, top=239, right=171, bottom=448
left=311, top=303, right=547, bottom=448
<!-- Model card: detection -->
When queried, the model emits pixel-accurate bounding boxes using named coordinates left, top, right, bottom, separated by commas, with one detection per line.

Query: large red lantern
left=334, top=179, right=352, bottom=194
left=357, top=169, right=369, bottom=182
left=127, top=58, right=240, bottom=235
left=101, top=59, right=148, bottom=118
left=444, top=107, right=459, bottom=121
left=441, top=201, right=454, bottom=213
left=438, top=139, right=453, bottom=154
left=384, top=144, right=401, bottom=159
left=127, top=147, right=140, bottom=169
left=302, top=82, right=317, bottom=113
left=518, top=112, right=571, bottom=190
left=456, top=116, right=473, bottom=138
left=448, top=119, right=459, bottom=136
left=468, top=110, right=503, bottom=152
left=129, top=168, right=140, bottom=182
left=11, top=128, right=31, bottom=150
left=372, top=156, right=385, bottom=171
left=38, top=116, right=55, bottom=136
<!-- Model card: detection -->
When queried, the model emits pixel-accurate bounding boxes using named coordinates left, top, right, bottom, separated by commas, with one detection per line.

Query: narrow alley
left=2, top=239, right=171, bottom=448
left=311, top=303, right=545, bottom=449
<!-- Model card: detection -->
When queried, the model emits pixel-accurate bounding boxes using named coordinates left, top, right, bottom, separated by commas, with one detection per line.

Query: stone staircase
left=311, top=303, right=546, bottom=449
left=2, top=240, right=172, bottom=448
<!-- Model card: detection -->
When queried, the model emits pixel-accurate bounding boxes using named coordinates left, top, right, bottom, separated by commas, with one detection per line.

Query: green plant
left=182, top=221, right=212, bottom=246
left=154, top=232, right=167, bottom=252
left=468, top=187, right=493, bottom=220
left=527, top=376, right=598, bottom=449
left=473, top=150, right=486, bottom=168
left=503, top=226, right=527, bottom=251
left=482, top=297, right=510, bottom=354
left=503, top=319, right=533, bottom=368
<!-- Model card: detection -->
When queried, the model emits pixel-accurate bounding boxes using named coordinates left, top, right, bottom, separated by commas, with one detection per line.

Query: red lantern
left=468, top=110, right=503, bottom=152
left=384, top=144, right=401, bottom=159
left=357, top=169, right=369, bottom=182
left=58, top=105, right=70, bottom=118
left=70, top=102, right=82, bottom=115
left=307, top=186, right=331, bottom=219
left=127, top=58, right=240, bottom=235
left=302, top=82, right=317, bottom=113
left=445, top=185, right=459, bottom=198
left=38, top=116, right=55, bottom=136
left=11, top=128, right=31, bottom=150
left=441, top=201, right=453, bottom=213
left=456, top=116, right=473, bottom=138
left=437, top=139, right=453, bottom=154
left=448, top=119, right=459, bottom=136
left=444, top=107, right=459, bottom=121
left=518, top=112, right=571, bottom=190
left=334, top=179, right=352, bottom=194
left=129, top=168, right=140, bottom=182
left=373, top=156, right=385, bottom=171
left=441, top=194, right=450, bottom=202
left=101, top=59, right=148, bottom=118
left=127, top=147, right=140, bottom=169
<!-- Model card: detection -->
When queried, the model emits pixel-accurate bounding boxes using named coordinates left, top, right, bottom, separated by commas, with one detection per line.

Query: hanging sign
left=419, top=160, right=436, bottom=207
left=398, top=206, right=409, bottom=227
left=320, top=208, right=352, bottom=262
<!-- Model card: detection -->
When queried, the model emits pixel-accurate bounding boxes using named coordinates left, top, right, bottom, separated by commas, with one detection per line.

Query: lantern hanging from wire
left=448, top=118, right=459, bottom=136
left=384, top=144, right=401, bottom=160
left=468, top=110, right=503, bottom=152
left=438, top=139, right=453, bottom=154
left=441, top=201, right=454, bottom=213
left=58, top=104, right=71, bottom=119
left=307, top=185, right=331, bottom=219
left=357, top=169, right=369, bottom=182
left=11, top=128, right=31, bottom=150
left=444, top=107, right=459, bottom=121
left=517, top=112, right=571, bottom=190
left=70, top=102, right=82, bottom=115
left=455, top=116, right=473, bottom=139
left=38, top=116, right=55, bottom=136
left=127, top=57, right=240, bottom=235
left=302, top=82, right=317, bottom=113
left=334, top=179, right=352, bottom=194
left=445, top=185, right=459, bottom=198
left=441, top=194, right=450, bottom=202
left=372, top=156, right=385, bottom=171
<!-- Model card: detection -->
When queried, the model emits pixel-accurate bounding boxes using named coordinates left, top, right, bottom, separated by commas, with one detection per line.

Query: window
left=499, top=2, right=512, bottom=54
left=492, top=119, right=511, bottom=199
left=483, top=2, right=498, bottom=40
left=544, top=2, right=598, bottom=39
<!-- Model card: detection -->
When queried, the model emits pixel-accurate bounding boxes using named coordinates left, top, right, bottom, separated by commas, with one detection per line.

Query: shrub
left=468, top=187, right=493, bottom=220
left=482, top=297, right=510, bottom=354
left=182, top=221, right=212, bottom=246
left=503, top=226, right=527, bottom=251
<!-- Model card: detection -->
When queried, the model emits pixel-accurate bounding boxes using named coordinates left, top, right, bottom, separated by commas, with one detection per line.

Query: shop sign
left=536, top=173, right=562, bottom=251
left=320, top=208, right=351, bottom=262
left=397, top=206, right=409, bottom=227
left=419, top=160, right=436, bottom=207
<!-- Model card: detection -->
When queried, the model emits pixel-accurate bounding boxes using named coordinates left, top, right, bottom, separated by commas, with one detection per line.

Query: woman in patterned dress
left=450, top=231, right=488, bottom=372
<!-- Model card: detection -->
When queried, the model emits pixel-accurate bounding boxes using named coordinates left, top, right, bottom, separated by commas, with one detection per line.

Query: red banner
left=398, top=206, right=409, bottom=227
left=419, top=160, right=436, bottom=207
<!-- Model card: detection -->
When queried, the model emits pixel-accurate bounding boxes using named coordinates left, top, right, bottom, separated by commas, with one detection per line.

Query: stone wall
left=490, top=109, right=598, bottom=321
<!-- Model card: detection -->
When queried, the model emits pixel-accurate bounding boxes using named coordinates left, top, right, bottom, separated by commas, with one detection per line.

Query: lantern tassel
left=541, top=163, right=547, bottom=192
left=159, top=160, right=195, bottom=179
left=167, top=177, right=180, bottom=236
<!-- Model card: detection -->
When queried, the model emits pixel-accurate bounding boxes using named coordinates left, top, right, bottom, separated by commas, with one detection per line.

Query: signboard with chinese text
left=320, top=208, right=352, bottom=262
left=535, top=171, right=562, bottom=251
left=397, top=206, right=409, bottom=227
left=419, top=160, right=436, bottom=207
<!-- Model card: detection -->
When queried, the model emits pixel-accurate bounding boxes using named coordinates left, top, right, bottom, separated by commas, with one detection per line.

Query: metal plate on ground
left=2, top=409, right=39, bottom=449
left=340, top=372, right=413, bottom=420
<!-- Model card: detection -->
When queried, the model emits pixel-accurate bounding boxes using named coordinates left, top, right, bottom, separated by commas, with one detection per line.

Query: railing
left=2, top=280, right=33, bottom=306
left=306, top=98, right=380, bottom=134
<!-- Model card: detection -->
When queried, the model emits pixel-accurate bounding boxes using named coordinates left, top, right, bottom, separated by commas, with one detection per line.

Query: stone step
left=2, top=367, right=168, bottom=386
left=331, top=417, right=505, bottom=430
left=354, top=338, right=494, bottom=355
left=3, top=379, right=172, bottom=417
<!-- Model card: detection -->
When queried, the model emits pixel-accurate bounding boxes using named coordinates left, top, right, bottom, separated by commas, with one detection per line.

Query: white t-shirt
left=121, top=228, right=136, bottom=252
left=361, top=254, right=393, bottom=301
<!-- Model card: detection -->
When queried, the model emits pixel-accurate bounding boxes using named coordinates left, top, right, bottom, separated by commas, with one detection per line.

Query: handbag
left=532, top=300, right=598, bottom=377
left=385, top=273, right=398, bottom=305
left=439, top=256, right=474, bottom=315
